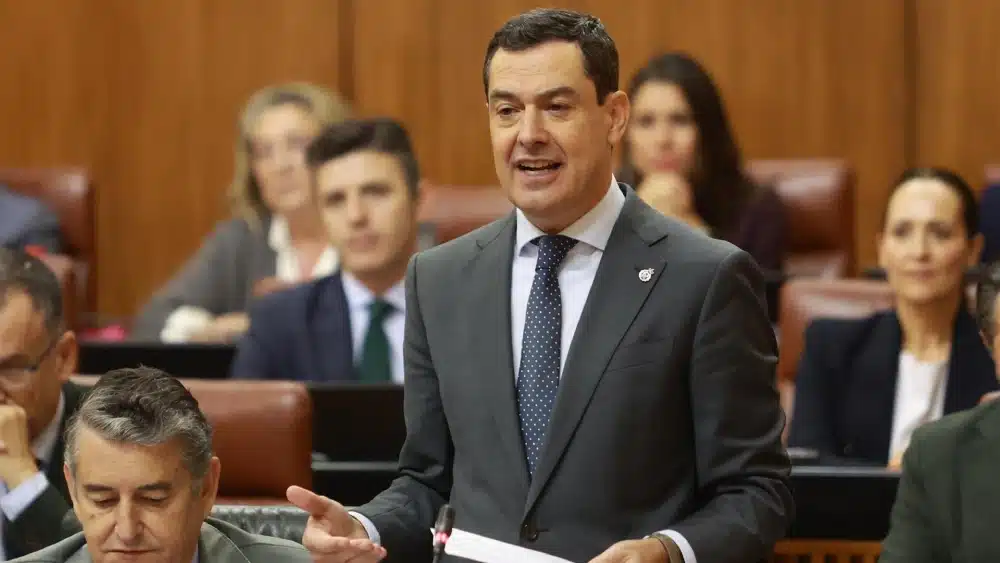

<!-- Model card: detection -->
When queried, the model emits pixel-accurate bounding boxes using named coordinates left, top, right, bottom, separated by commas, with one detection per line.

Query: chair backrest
left=747, top=159, right=855, bottom=278
left=418, top=183, right=513, bottom=244
left=772, top=539, right=882, bottom=562
left=71, top=376, right=313, bottom=503
left=0, top=168, right=95, bottom=318
left=777, top=278, right=894, bottom=384
left=210, top=504, right=307, bottom=543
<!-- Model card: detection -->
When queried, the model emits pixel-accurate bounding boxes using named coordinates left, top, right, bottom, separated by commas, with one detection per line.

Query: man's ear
left=55, top=330, right=78, bottom=384
left=200, top=456, right=222, bottom=518
left=605, top=90, right=630, bottom=147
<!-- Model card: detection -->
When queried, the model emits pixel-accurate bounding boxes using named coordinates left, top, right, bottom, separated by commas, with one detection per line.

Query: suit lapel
left=956, top=404, right=1000, bottom=561
left=310, top=275, right=356, bottom=382
left=525, top=195, right=669, bottom=512
left=468, top=214, right=530, bottom=488
left=849, top=312, right=901, bottom=463
left=944, top=310, right=990, bottom=413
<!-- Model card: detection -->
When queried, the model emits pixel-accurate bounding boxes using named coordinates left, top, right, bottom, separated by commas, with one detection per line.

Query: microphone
left=431, top=504, right=455, bottom=563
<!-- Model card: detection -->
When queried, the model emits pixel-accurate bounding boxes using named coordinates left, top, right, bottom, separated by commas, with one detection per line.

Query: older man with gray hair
left=11, top=367, right=310, bottom=563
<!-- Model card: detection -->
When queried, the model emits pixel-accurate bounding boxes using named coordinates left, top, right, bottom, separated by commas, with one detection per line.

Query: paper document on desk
left=440, top=527, right=574, bottom=563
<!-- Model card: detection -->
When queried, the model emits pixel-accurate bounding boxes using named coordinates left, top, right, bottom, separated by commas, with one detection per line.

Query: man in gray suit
left=288, top=8, right=792, bottom=563
left=12, top=367, right=309, bottom=563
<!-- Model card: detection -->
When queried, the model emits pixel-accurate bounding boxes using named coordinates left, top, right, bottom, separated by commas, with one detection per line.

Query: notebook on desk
left=78, top=341, right=236, bottom=379
left=308, top=382, right=406, bottom=462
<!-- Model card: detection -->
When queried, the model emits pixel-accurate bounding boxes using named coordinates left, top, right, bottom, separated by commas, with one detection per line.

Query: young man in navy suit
left=230, top=118, right=420, bottom=383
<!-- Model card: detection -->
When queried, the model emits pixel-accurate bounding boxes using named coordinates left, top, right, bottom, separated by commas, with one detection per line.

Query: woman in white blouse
left=132, top=83, right=349, bottom=342
left=787, top=167, right=999, bottom=467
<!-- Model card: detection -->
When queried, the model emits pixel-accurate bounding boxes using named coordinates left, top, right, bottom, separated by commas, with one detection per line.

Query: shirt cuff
left=348, top=511, right=381, bottom=545
left=0, top=471, right=49, bottom=521
left=160, top=306, right=214, bottom=343
left=656, top=529, right=697, bottom=563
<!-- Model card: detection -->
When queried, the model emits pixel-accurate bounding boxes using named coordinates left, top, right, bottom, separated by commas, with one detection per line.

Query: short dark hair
left=483, top=8, right=619, bottom=103
left=306, top=118, right=420, bottom=196
left=883, top=167, right=979, bottom=238
left=976, top=261, right=1000, bottom=346
left=65, top=367, right=214, bottom=489
left=0, top=248, right=63, bottom=336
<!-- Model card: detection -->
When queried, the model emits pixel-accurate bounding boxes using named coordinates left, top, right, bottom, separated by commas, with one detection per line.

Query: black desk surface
left=79, top=341, right=235, bottom=379
left=310, top=463, right=900, bottom=540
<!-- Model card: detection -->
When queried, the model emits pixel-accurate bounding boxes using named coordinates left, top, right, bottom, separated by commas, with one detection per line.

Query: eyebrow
left=488, top=86, right=579, bottom=104
left=83, top=481, right=173, bottom=494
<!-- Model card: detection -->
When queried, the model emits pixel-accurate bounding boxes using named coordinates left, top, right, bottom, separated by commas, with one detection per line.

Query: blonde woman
left=133, top=83, right=350, bottom=342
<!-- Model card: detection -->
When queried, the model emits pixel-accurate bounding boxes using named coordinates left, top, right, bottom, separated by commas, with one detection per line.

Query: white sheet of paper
left=432, top=527, right=574, bottom=563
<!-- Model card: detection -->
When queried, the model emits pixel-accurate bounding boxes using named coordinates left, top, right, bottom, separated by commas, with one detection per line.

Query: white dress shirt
left=0, top=393, right=64, bottom=561
left=341, top=271, right=407, bottom=384
left=888, top=352, right=948, bottom=462
left=355, top=177, right=697, bottom=562
left=160, top=216, right=338, bottom=343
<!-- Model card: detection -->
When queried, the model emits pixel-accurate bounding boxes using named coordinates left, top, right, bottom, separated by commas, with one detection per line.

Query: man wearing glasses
left=0, top=248, right=83, bottom=559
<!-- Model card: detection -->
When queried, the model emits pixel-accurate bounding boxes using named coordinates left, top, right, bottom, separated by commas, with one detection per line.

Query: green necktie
left=358, top=298, right=393, bottom=382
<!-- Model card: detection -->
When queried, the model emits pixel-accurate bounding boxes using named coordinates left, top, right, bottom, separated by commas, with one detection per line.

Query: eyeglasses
left=0, top=339, right=57, bottom=388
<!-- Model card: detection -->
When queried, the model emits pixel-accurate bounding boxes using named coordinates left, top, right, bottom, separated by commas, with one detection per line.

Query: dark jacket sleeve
left=667, top=250, right=794, bottom=563
left=786, top=320, right=840, bottom=457
left=354, top=254, right=449, bottom=562
left=5, top=485, right=77, bottom=557
left=230, top=297, right=282, bottom=380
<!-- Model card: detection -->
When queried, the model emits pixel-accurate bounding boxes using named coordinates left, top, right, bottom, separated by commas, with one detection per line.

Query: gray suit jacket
left=355, top=184, right=793, bottom=563
left=131, top=217, right=278, bottom=340
left=9, top=517, right=310, bottom=563
left=880, top=399, right=1000, bottom=562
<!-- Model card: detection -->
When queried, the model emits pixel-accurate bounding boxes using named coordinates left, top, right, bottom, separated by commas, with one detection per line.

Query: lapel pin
left=638, top=268, right=654, bottom=282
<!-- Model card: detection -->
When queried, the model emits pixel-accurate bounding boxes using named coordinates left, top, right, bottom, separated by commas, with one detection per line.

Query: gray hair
left=976, top=261, right=1000, bottom=347
left=65, top=367, right=213, bottom=489
left=0, top=248, right=63, bottom=337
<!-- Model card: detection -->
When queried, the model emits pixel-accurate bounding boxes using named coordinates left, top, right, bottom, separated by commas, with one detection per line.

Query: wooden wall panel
left=0, top=0, right=348, bottom=317
left=1, top=0, right=955, bottom=318
left=352, top=0, right=907, bottom=271
left=914, top=0, right=1000, bottom=189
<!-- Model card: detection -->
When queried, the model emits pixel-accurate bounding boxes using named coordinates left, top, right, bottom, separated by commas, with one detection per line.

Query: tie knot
left=534, top=235, right=577, bottom=270
left=369, top=298, right=393, bottom=322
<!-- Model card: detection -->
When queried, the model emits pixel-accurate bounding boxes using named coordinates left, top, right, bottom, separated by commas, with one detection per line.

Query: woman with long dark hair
left=619, top=52, right=787, bottom=272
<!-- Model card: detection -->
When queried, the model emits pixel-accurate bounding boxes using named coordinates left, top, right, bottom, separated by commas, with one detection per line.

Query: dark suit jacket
left=5, top=382, right=86, bottom=558
left=230, top=273, right=356, bottom=382
left=0, top=187, right=63, bottom=253
left=9, top=517, right=311, bottom=562
left=787, top=309, right=998, bottom=465
left=880, top=398, right=1000, bottom=562
left=354, top=184, right=793, bottom=563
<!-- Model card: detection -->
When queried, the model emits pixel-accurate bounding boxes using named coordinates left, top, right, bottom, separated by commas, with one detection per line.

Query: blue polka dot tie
left=517, top=234, right=577, bottom=479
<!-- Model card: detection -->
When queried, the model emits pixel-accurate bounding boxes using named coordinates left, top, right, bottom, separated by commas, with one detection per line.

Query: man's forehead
left=316, top=151, right=406, bottom=190
left=488, top=42, right=588, bottom=93
left=76, top=428, right=187, bottom=482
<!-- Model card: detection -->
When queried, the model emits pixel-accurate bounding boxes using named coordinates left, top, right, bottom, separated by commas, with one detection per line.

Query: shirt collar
left=341, top=271, right=406, bottom=315
left=32, top=391, right=65, bottom=465
left=267, top=216, right=291, bottom=252
left=514, top=175, right=625, bottom=255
